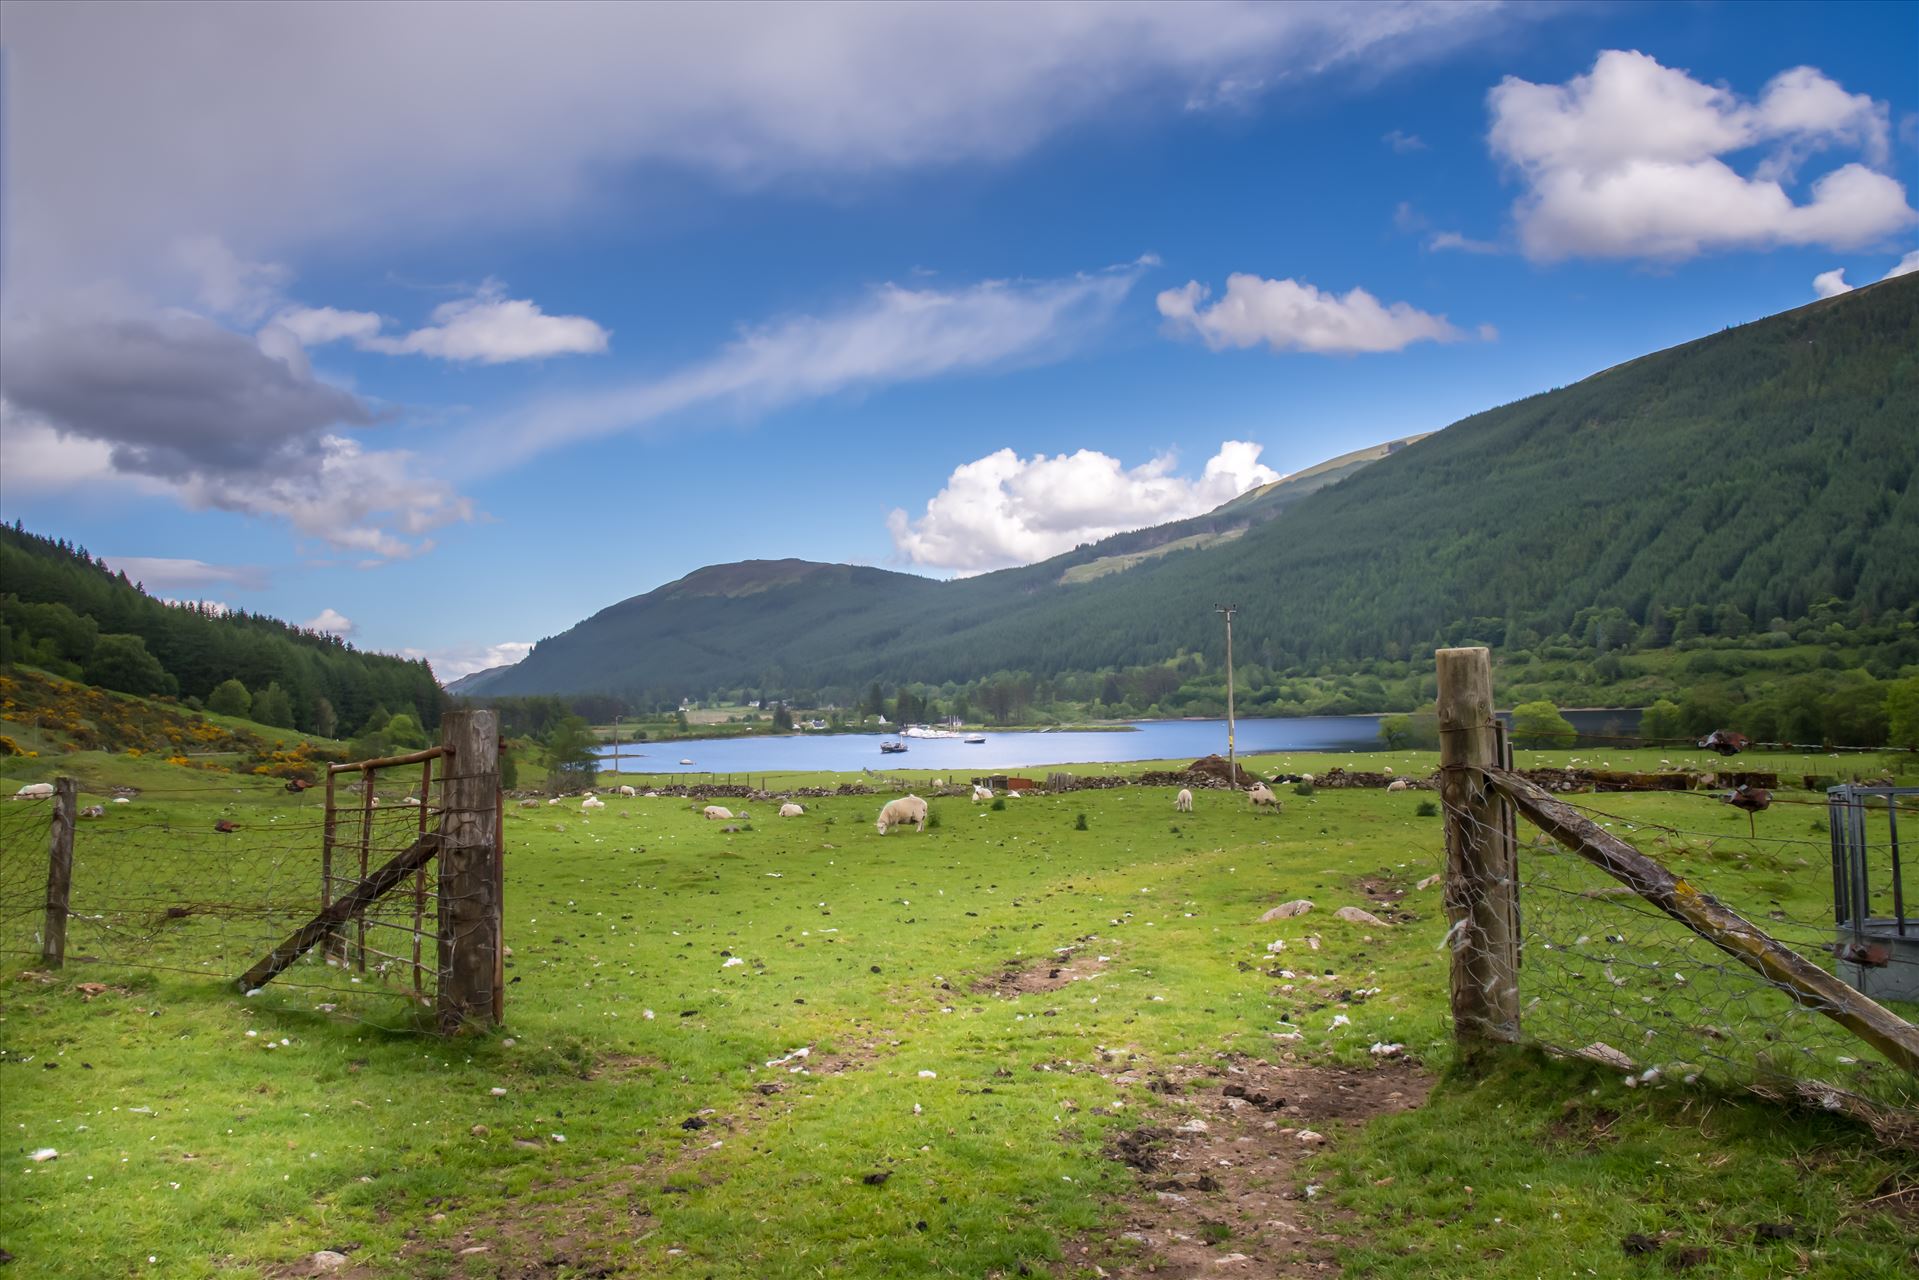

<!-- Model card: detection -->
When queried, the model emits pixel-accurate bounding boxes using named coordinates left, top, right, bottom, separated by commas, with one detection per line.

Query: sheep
left=1386, top=778, right=1410, bottom=793
left=779, top=802, right=805, bottom=818
left=111, top=797, right=130, bottom=805
left=518, top=798, right=541, bottom=809
left=12, top=783, right=54, bottom=800
left=703, top=805, right=734, bottom=820
left=1003, top=789, right=1019, bottom=800
left=618, top=785, right=637, bottom=797
left=80, top=804, right=106, bottom=818
left=1175, top=788, right=1193, bottom=812
left=972, top=784, right=994, bottom=802
left=1247, top=783, right=1280, bottom=809
left=581, top=796, right=606, bottom=811
left=1298, top=773, right=1315, bottom=785
left=876, top=794, right=928, bottom=835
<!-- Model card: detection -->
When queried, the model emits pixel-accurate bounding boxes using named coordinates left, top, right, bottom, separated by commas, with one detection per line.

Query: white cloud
left=458, top=262, right=1148, bottom=473
left=170, top=235, right=292, bottom=322
left=1810, top=248, right=1919, bottom=298
left=887, top=440, right=1280, bottom=575
left=304, top=608, right=355, bottom=637
left=3, top=3, right=1522, bottom=306
left=275, top=286, right=608, bottom=364
left=1489, top=50, right=1915, bottom=262
left=361, top=284, right=609, bottom=363
left=1157, top=274, right=1464, bottom=354
left=404, top=641, right=535, bottom=683
left=107, top=556, right=270, bottom=592
left=1813, top=268, right=1853, bottom=299
left=1382, top=129, right=1427, bottom=153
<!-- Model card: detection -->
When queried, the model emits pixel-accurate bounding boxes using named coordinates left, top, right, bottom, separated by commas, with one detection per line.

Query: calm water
left=595, top=710, right=1639, bottom=777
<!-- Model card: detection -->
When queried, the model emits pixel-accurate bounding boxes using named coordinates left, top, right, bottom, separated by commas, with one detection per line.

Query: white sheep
left=1299, top=773, right=1315, bottom=785
left=703, top=805, right=734, bottom=820
left=778, top=802, right=804, bottom=818
left=581, top=796, right=606, bottom=811
left=618, top=785, right=637, bottom=798
left=1175, top=788, right=1193, bottom=812
left=402, top=796, right=422, bottom=807
left=1247, top=783, right=1280, bottom=809
left=13, top=782, right=54, bottom=800
left=972, top=784, right=994, bottom=802
left=1386, top=778, right=1410, bottom=793
left=1003, top=789, right=1019, bottom=800
left=876, top=794, right=928, bottom=834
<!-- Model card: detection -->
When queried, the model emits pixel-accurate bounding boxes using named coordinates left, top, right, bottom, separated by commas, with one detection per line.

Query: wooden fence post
left=1437, top=647, right=1520, bottom=1049
left=42, top=778, right=75, bottom=969
left=437, top=711, right=501, bottom=1033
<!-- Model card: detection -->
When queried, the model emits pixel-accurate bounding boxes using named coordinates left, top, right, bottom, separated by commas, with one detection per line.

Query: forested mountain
left=0, top=526, right=443, bottom=734
left=474, top=275, right=1919, bottom=707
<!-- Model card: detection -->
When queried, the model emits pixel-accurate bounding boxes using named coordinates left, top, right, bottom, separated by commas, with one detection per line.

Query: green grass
left=0, top=749, right=1913, bottom=1278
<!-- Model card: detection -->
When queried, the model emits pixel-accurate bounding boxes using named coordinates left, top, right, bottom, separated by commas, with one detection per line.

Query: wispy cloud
left=1382, top=128, right=1427, bottom=153
left=106, top=556, right=271, bottom=593
left=276, top=280, right=610, bottom=364
left=457, top=261, right=1152, bottom=474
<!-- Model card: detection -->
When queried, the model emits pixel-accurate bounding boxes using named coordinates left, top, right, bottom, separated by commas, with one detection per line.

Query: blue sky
left=2, top=1, right=1915, bottom=678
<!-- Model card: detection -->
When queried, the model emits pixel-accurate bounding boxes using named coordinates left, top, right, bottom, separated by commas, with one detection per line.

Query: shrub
left=1074, top=812, right=1088, bottom=831
left=1293, top=781, right=1315, bottom=797
left=207, top=678, right=251, bottom=718
left=991, top=797, right=1006, bottom=811
left=1416, top=799, right=1439, bottom=818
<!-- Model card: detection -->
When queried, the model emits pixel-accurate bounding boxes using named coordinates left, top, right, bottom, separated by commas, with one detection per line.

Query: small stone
left=1334, top=906, right=1388, bottom=927
left=470, top=1125, right=490, bottom=1137
left=1259, top=900, right=1315, bottom=922
left=1174, top=1119, right=1209, bottom=1134
left=307, top=1250, right=351, bottom=1273
left=1416, top=874, right=1441, bottom=890
left=1296, top=1130, right=1325, bottom=1145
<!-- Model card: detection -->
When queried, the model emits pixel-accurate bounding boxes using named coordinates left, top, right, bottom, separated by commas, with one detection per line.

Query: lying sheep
left=1175, top=788, right=1193, bottom=812
left=876, top=794, right=928, bottom=834
left=972, top=784, right=993, bottom=802
left=703, top=805, right=734, bottom=821
left=582, top=796, right=606, bottom=811
left=779, top=802, right=804, bottom=818
left=12, top=782, right=54, bottom=800
left=1247, top=783, right=1280, bottom=809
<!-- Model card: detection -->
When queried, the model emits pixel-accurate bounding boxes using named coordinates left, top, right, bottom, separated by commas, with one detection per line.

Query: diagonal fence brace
left=236, top=833, right=442, bottom=992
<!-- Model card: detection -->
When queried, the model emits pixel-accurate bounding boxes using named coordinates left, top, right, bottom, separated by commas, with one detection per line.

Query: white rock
left=308, top=1250, right=351, bottom=1273
left=1296, top=1130, right=1325, bottom=1145
left=1334, top=906, right=1389, bottom=927
left=1260, top=899, right=1315, bottom=922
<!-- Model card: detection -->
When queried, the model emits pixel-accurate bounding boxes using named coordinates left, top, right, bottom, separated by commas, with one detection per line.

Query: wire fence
left=1445, top=779, right=1919, bottom=1135
left=0, top=770, right=481, bottom=1030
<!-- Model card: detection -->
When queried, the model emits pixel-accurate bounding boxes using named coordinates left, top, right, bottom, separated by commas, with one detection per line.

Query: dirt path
left=1063, top=1055, right=1434, bottom=1278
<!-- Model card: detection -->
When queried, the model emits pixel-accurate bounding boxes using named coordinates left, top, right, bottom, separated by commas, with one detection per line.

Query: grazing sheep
left=1247, top=783, right=1280, bottom=809
left=581, top=796, right=606, bottom=811
left=876, top=794, right=928, bottom=835
left=1386, top=779, right=1410, bottom=792
left=972, top=784, right=994, bottom=802
left=618, top=785, right=637, bottom=798
left=703, top=805, right=734, bottom=820
left=779, top=802, right=804, bottom=818
left=1175, top=788, right=1193, bottom=812
left=12, top=783, right=54, bottom=800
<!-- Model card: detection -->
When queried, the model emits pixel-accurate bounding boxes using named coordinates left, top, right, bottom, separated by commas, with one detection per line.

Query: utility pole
left=1216, top=604, right=1238, bottom=785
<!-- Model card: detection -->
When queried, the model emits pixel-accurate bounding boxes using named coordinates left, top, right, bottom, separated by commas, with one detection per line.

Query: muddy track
left=1062, top=1055, right=1434, bottom=1278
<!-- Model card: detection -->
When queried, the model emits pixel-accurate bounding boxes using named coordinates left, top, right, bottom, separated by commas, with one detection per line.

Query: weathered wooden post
left=1436, top=648, right=1520, bottom=1050
left=41, top=777, right=75, bottom=969
left=437, top=711, right=501, bottom=1032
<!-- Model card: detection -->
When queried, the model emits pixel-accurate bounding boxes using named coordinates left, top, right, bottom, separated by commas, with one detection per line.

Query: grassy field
left=1, top=744, right=1915, bottom=1278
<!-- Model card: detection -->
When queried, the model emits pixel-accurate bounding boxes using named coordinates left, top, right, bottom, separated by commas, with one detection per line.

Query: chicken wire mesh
left=1451, top=790, right=1919, bottom=1123
left=0, top=771, right=477, bottom=1027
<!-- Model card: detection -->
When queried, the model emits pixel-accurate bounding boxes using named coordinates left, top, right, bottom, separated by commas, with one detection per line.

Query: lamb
left=703, top=805, right=734, bottom=820
left=1247, top=783, right=1280, bottom=808
left=876, top=794, right=928, bottom=835
left=1175, top=788, right=1193, bottom=812
left=779, top=802, right=805, bottom=818
left=12, top=782, right=54, bottom=800
left=972, top=784, right=993, bottom=802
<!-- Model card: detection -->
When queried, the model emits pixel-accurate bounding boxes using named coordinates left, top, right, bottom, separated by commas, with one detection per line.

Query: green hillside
left=473, top=275, right=1919, bottom=706
left=0, top=525, right=444, bottom=735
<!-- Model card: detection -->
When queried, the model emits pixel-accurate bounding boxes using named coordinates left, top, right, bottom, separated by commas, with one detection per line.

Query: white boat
left=964, top=735, right=986, bottom=744
left=900, top=723, right=962, bottom=740
left=679, top=758, right=695, bottom=766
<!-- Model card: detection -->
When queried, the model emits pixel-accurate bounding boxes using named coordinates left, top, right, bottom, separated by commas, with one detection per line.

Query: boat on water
left=679, top=758, right=695, bottom=766
left=964, top=735, right=986, bottom=744
left=880, top=741, right=908, bottom=754
left=900, top=723, right=962, bottom=739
